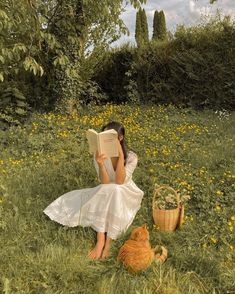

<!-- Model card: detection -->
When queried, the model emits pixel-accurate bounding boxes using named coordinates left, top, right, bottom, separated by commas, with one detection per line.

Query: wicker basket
left=152, top=184, right=184, bottom=232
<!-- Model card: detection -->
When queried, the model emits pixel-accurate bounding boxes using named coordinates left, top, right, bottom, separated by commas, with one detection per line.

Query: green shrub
left=95, top=15, right=235, bottom=110
left=93, top=44, right=135, bottom=103
left=0, top=87, right=31, bottom=129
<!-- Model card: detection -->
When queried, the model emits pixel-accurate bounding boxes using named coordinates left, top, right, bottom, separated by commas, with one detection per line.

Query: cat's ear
left=131, top=228, right=141, bottom=240
left=142, top=224, right=148, bottom=230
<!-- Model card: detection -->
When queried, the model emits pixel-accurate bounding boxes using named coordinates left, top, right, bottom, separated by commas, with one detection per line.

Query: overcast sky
left=112, top=0, right=235, bottom=46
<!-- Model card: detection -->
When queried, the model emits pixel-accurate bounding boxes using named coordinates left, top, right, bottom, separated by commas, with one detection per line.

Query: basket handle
left=152, top=184, right=180, bottom=210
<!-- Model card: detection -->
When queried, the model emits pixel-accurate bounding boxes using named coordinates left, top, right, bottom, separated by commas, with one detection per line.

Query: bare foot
left=88, top=243, right=104, bottom=260
left=101, top=236, right=112, bottom=259
left=101, top=246, right=110, bottom=259
left=88, top=232, right=105, bottom=260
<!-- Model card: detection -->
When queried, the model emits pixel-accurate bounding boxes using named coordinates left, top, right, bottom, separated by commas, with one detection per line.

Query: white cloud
left=146, top=9, right=155, bottom=17
left=189, top=0, right=196, bottom=13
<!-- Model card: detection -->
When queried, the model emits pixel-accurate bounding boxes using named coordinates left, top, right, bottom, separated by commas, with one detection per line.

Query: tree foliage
left=95, top=15, right=235, bottom=110
left=0, top=0, right=146, bottom=81
left=141, top=8, right=149, bottom=45
left=0, top=87, right=31, bottom=129
left=0, top=0, right=146, bottom=113
left=152, top=10, right=167, bottom=41
left=135, top=8, right=142, bottom=47
left=135, top=8, right=149, bottom=47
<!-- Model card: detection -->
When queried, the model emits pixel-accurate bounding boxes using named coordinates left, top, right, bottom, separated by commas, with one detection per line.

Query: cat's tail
left=153, top=245, right=168, bottom=263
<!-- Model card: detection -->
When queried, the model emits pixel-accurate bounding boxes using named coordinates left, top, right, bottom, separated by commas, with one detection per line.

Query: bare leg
left=88, top=232, right=105, bottom=260
left=101, top=235, right=112, bottom=259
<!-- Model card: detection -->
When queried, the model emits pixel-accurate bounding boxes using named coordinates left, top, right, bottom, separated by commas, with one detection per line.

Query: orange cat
left=117, top=224, right=167, bottom=273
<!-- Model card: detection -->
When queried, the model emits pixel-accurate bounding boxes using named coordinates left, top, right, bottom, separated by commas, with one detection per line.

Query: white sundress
left=43, top=150, right=144, bottom=240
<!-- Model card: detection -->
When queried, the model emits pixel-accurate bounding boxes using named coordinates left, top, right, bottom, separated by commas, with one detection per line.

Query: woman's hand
left=95, top=151, right=110, bottom=184
left=95, top=151, right=107, bottom=166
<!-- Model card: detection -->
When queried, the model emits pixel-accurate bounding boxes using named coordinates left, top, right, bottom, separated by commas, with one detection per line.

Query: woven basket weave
left=152, top=184, right=184, bottom=232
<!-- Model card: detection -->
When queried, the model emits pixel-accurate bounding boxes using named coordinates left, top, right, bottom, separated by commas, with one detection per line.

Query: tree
left=135, top=8, right=149, bottom=47
left=0, top=0, right=146, bottom=108
left=135, top=8, right=142, bottom=48
left=141, top=8, right=149, bottom=45
left=152, top=10, right=160, bottom=41
left=0, top=1, right=43, bottom=81
left=0, top=0, right=147, bottom=84
left=152, top=10, right=167, bottom=41
left=159, top=10, right=167, bottom=40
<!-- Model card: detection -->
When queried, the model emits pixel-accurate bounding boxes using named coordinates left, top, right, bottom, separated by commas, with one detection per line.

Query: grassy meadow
left=0, top=103, right=234, bottom=294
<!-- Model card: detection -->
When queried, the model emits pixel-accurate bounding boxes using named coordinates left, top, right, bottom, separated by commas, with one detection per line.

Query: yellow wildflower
left=180, top=181, right=187, bottom=186
left=154, top=224, right=160, bottom=230
left=210, top=237, right=217, bottom=244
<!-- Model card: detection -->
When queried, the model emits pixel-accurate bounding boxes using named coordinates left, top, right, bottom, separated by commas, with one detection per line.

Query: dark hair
left=101, top=121, right=129, bottom=165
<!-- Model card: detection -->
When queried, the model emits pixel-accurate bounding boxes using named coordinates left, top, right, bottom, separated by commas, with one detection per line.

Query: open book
left=86, top=128, right=119, bottom=157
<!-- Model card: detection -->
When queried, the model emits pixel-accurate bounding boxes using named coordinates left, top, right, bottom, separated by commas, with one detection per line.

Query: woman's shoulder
left=127, top=150, right=138, bottom=161
left=127, top=150, right=137, bottom=156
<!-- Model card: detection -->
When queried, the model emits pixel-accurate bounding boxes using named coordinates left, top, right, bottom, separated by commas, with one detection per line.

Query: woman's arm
left=95, top=151, right=110, bottom=184
left=115, top=140, right=126, bottom=184
left=98, top=163, right=110, bottom=184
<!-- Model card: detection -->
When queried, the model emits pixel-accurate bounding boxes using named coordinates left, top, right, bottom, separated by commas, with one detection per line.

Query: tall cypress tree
left=135, top=8, right=149, bottom=47
left=135, top=8, right=142, bottom=47
left=159, top=10, right=167, bottom=40
left=152, top=9, right=167, bottom=41
left=141, top=8, right=149, bottom=45
left=152, top=10, right=160, bottom=40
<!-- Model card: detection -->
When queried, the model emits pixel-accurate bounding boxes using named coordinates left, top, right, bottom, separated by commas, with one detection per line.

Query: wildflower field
left=0, top=104, right=234, bottom=293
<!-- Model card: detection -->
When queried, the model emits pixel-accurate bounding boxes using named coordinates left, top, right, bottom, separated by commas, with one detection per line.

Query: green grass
left=0, top=103, right=234, bottom=293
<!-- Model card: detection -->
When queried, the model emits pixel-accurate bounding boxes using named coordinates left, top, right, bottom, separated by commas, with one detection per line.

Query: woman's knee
left=101, top=183, right=122, bottom=193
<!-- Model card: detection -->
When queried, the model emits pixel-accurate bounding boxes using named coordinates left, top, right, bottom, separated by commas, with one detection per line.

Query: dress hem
left=43, top=209, right=121, bottom=240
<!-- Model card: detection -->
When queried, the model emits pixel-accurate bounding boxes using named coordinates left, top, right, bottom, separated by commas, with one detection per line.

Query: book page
left=99, top=129, right=118, bottom=157
left=86, top=129, right=98, bottom=154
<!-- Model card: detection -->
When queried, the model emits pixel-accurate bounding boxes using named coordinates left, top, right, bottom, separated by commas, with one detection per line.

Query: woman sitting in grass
left=43, top=121, right=144, bottom=260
